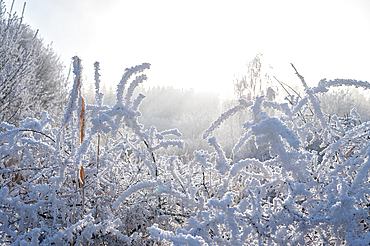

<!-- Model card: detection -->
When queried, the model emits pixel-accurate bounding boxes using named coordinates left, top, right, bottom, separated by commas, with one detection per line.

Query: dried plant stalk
left=80, top=165, right=85, bottom=215
left=346, top=146, right=356, bottom=157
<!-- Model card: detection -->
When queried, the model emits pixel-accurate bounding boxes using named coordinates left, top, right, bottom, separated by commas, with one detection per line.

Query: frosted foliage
left=0, top=59, right=185, bottom=245
left=319, top=78, right=370, bottom=90
left=0, top=3, right=39, bottom=125
left=0, top=57, right=370, bottom=245
left=0, top=1, right=67, bottom=126
left=318, top=87, right=370, bottom=122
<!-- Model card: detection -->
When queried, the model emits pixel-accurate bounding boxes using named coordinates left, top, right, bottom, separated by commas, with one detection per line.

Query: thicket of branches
left=0, top=54, right=369, bottom=245
left=1, top=1, right=370, bottom=245
left=0, top=1, right=67, bottom=125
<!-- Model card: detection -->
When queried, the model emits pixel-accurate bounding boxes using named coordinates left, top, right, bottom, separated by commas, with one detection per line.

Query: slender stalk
left=73, top=171, right=78, bottom=225
left=202, top=171, right=210, bottom=198
left=289, top=64, right=315, bottom=116
left=273, top=76, right=302, bottom=99
left=80, top=166, right=85, bottom=216
left=273, top=76, right=307, bottom=123
left=97, top=134, right=100, bottom=173
left=291, top=63, right=308, bottom=88
left=80, top=97, right=85, bottom=145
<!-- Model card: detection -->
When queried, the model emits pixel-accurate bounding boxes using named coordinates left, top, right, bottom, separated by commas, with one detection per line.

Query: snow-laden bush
left=149, top=69, right=370, bottom=245
left=0, top=57, right=186, bottom=245
left=1, top=59, right=369, bottom=245
left=0, top=1, right=67, bottom=125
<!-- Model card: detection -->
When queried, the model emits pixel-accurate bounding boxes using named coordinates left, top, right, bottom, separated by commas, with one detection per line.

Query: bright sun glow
left=5, top=0, right=370, bottom=98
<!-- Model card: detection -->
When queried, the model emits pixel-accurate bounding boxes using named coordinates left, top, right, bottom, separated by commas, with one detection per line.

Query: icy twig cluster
left=0, top=60, right=369, bottom=245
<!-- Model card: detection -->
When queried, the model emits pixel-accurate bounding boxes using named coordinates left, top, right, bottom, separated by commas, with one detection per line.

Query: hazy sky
left=4, top=0, right=370, bottom=97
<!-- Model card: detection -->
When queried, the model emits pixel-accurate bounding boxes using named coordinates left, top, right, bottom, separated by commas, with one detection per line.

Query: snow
left=1, top=58, right=370, bottom=245
left=319, top=78, right=370, bottom=90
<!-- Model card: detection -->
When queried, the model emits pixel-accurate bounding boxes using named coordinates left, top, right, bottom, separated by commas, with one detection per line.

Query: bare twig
left=273, top=76, right=307, bottom=123
left=290, top=64, right=315, bottom=116
left=291, top=63, right=308, bottom=88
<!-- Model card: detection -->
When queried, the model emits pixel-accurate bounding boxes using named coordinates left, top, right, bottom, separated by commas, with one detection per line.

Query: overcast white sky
left=4, top=0, right=370, bottom=97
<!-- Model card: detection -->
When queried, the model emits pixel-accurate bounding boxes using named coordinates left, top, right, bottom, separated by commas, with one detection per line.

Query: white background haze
left=4, top=0, right=370, bottom=97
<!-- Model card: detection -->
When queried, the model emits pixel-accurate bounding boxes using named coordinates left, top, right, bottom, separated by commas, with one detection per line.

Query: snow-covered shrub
left=318, top=86, right=370, bottom=122
left=1, top=57, right=370, bottom=245
left=0, top=57, right=186, bottom=245
left=149, top=68, right=370, bottom=245
left=0, top=1, right=67, bottom=125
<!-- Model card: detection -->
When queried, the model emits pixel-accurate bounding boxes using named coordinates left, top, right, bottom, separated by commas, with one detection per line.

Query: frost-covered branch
left=319, top=78, right=370, bottom=90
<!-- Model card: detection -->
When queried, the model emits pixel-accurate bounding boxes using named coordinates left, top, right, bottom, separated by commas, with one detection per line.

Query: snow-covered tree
left=234, top=53, right=277, bottom=101
left=0, top=1, right=67, bottom=125
left=318, top=86, right=370, bottom=122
